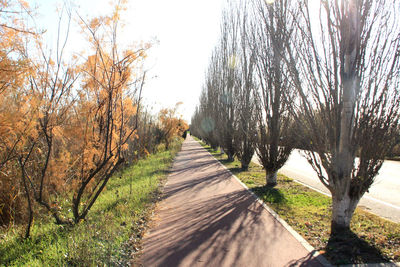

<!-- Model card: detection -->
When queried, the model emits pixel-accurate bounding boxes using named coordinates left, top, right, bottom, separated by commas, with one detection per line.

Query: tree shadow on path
left=141, top=138, right=323, bottom=267
left=142, top=190, right=281, bottom=267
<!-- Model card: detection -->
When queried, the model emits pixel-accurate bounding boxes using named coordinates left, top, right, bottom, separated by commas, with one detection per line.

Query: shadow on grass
left=251, top=185, right=287, bottom=205
left=324, top=229, right=391, bottom=265
left=207, top=151, right=222, bottom=157
left=227, top=166, right=242, bottom=175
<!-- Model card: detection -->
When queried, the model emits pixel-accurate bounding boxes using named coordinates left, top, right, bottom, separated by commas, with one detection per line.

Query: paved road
left=141, top=137, right=324, bottom=267
left=254, top=150, right=400, bottom=223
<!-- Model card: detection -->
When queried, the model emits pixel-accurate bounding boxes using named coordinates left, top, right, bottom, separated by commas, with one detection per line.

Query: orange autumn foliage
left=0, top=0, right=151, bottom=233
left=157, top=103, right=189, bottom=149
left=0, top=0, right=184, bottom=239
left=0, top=0, right=38, bottom=225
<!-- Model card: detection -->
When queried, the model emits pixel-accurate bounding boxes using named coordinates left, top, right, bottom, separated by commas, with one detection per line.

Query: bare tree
left=252, top=0, right=296, bottom=186
left=192, top=1, right=258, bottom=167
left=233, top=1, right=257, bottom=171
left=287, top=0, right=400, bottom=233
left=204, top=51, right=223, bottom=150
left=215, top=6, right=240, bottom=162
left=192, top=7, right=240, bottom=161
left=191, top=51, right=221, bottom=149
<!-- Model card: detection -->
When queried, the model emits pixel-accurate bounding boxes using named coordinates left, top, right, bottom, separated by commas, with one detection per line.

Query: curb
left=199, top=144, right=332, bottom=267
left=341, top=264, right=400, bottom=267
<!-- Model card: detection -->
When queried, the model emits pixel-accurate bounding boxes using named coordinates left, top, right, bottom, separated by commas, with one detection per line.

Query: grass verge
left=0, top=140, right=182, bottom=266
left=195, top=137, right=400, bottom=265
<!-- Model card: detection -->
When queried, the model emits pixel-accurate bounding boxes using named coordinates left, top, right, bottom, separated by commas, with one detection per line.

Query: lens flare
left=228, top=54, right=237, bottom=69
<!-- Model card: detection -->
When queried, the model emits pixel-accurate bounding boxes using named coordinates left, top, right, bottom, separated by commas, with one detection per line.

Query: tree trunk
left=266, top=170, right=277, bottom=187
left=331, top=193, right=359, bottom=234
left=241, top=162, right=249, bottom=171
left=165, top=140, right=170, bottom=150
left=22, top=175, right=33, bottom=239
left=19, top=159, right=33, bottom=239
left=240, top=147, right=253, bottom=171
left=24, top=191, right=33, bottom=239
left=330, top=0, right=360, bottom=236
left=227, top=153, right=234, bottom=162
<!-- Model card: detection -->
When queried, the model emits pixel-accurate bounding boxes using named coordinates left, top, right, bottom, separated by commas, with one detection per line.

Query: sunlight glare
left=228, top=54, right=237, bottom=69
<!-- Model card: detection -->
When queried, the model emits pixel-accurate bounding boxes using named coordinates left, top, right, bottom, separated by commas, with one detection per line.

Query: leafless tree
left=251, top=0, right=297, bottom=186
left=191, top=5, right=240, bottom=161
left=191, top=51, right=221, bottom=149
left=286, top=0, right=400, bottom=233
left=215, top=6, right=240, bottom=162
left=233, top=1, right=257, bottom=171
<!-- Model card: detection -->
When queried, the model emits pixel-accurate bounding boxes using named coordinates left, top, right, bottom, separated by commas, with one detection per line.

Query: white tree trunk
left=266, top=171, right=277, bottom=187
left=331, top=193, right=359, bottom=233
left=330, top=0, right=360, bottom=234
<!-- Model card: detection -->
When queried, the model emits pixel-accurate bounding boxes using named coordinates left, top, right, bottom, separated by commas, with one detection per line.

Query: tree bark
left=165, top=140, right=170, bottom=150
left=227, top=153, right=234, bottom=162
left=331, top=192, right=359, bottom=235
left=20, top=165, right=33, bottom=239
left=266, top=170, right=277, bottom=187
left=241, top=162, right=249, bottom=171
left=331, top=0, right=360, bottom=233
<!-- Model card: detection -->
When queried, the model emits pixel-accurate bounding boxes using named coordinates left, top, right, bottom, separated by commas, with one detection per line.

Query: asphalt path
left=253, top=150, right=400, bottom=223
left=141, top=137, right=324, bottom=267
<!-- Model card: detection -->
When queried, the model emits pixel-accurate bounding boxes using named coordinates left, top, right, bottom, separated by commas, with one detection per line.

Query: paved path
left=141, top=136, right=323, bottom=267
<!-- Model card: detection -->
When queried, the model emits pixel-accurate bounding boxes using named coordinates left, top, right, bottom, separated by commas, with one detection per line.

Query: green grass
left=0, top=140, right=182, bottom=266
left=195, top=138, right=400, bottom=265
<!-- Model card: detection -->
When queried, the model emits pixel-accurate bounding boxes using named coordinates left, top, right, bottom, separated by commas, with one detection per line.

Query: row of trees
left=0, top=0, right=188, bottom=238
left=191, top=0, right=400, bottom=234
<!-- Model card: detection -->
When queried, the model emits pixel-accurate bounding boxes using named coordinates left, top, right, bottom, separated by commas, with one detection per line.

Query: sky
left=28, top=0, right=225, bottom=122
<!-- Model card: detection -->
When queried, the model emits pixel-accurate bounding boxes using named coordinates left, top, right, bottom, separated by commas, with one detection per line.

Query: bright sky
left=28, top=0, right=225, bottom=122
